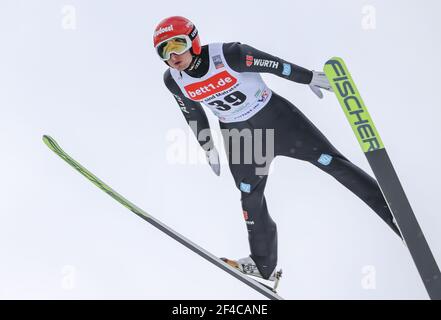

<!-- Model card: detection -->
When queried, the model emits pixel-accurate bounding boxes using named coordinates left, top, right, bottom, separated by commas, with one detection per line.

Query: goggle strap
left=188, top=25, right=198, bottom=41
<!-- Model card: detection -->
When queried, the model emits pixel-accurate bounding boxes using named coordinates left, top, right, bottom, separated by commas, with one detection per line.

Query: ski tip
left=323, top=57, right=349, bottom=76
left=325, top=56, right=344, bottom=64
left=42, top=135, right=61, bottom=153
left=42, top=135, right=53, bottom=146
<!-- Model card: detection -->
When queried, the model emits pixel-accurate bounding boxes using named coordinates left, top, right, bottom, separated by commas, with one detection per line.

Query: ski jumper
left=163, top=42, right=401, bottom=279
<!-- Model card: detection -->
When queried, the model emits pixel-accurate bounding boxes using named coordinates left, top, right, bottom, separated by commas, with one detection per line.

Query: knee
left=235, top=176, right=266, bottom=202
left=314, top=152, right=349, bottom=167
left=237, top=178, right=275, bottom=233
left=239, top=181, right=268, bottom=222
left=313, top=152, right=352, bottom=177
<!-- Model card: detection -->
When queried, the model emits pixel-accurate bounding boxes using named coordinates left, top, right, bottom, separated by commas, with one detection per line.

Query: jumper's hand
left=309, top=71, right=333, bottom=99
left=206, top=147, right=220, bottom=176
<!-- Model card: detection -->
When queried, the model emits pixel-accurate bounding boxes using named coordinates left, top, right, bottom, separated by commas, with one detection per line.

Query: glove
left=206, top=147, right=220, bottom=176
left=309, top=71, right=333, bottom=99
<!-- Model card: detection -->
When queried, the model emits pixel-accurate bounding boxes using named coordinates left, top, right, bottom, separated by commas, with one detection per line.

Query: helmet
left=153, top=16, right=201, bottom=60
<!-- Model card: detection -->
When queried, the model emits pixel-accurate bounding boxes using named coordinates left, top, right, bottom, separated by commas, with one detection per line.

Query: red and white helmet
left=153, top=16, right=201, bottom=60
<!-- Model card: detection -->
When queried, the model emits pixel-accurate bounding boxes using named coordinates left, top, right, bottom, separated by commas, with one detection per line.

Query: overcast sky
left=1, top=0, right=440, bottom=299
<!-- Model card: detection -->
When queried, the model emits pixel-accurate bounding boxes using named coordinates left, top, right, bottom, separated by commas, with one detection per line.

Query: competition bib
left=170, top=43, right=272, bottom=123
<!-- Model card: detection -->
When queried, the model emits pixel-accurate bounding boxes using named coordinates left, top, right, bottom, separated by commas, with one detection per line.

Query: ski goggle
left=155, top=35, right=192, bottom=61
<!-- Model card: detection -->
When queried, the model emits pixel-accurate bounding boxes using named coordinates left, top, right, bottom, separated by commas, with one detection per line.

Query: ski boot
left=221, top=256, right=282, bottom=292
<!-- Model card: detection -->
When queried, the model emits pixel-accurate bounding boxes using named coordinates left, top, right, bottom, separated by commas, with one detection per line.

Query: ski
left=42, top=135, right=283, bottom=300
left=324, top=57, right=441, bottom=300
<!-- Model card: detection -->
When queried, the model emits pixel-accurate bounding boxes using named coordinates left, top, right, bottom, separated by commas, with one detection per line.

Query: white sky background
left=1, top=0, right=440, bottom=299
